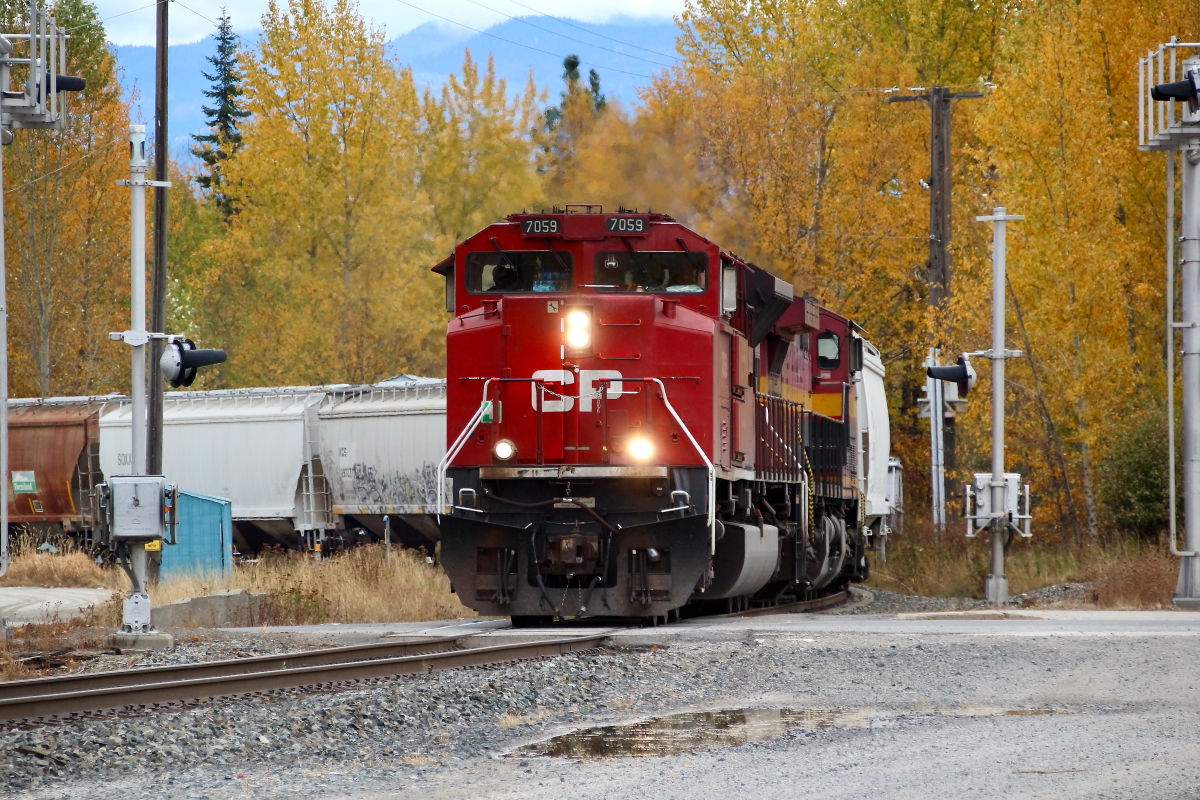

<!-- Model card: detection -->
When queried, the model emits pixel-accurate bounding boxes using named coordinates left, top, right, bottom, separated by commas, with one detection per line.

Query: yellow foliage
left=544, top=0, right=1197, bottom=543
left=5, top=0, right=133, bottom=398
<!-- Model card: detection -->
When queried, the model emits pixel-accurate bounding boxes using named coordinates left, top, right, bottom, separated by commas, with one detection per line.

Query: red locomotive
left=433, top=207, right=884, bottom=622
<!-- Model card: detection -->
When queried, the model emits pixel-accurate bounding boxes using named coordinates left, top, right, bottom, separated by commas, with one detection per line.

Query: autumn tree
left=4, top=0, right=131, bottom=398
left=188, top=0, right=441, bottom=386
left=419, top=51, right=543, bottom=246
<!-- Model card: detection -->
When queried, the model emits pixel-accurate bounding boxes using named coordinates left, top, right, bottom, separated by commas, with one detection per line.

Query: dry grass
left=1, top=540, right=472, bottom=629
left=1092, top=549, right=1179, bottom=608
left=148, top=544, right=476, bottom=625
left=872, top=517, right=1180, bottom=608
left=0, top=534, right=123, bottom=590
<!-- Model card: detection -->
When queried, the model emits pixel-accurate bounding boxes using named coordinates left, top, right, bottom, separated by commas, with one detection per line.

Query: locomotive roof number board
left=518, top=214, right=651, bottom=239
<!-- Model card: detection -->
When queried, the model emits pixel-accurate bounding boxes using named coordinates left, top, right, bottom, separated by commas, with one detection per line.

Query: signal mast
left=0, top=0, right=85, bottom=578
left=1141, top=41, right=1200, bottom=606
left=928, top=209, right=1033, bottom=605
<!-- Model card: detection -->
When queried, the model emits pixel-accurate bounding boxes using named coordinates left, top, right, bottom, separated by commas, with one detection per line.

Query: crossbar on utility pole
left=976, top=207, right=1023, bottom=605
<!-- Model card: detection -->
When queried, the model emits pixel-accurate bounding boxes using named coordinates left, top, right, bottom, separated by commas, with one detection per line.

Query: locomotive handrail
left=647, top=378, right=717, bottom=554
left=436, top=378, right=495, bottom=516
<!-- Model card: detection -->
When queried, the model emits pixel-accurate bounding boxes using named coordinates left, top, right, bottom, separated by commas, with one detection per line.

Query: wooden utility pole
left=888, top=86, right=983, bottom=500
left=148, top=0, right=169, bottom=475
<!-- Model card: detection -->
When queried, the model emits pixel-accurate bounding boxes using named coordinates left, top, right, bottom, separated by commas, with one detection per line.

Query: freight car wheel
left=510, top=615, right=555, bottom=628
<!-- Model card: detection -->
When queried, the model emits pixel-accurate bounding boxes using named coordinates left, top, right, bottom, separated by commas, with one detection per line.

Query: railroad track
left=718, top=590, right=849, bottom=618
left=0, top=592, right=845, bottom=724
left=0, top=633, right=609, bottom=724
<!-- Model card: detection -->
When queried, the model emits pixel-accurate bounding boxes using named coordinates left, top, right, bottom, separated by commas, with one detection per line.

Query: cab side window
left=817, top=332, right=840, bottom=370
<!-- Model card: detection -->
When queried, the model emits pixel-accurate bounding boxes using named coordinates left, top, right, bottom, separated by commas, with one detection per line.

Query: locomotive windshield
left=465, top=251, right=572, bottom=293
left=593, top=251, right=707, bottom=293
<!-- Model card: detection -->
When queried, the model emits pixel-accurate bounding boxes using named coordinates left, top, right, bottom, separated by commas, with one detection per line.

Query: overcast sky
left=96, top=0, right=687, bottom=46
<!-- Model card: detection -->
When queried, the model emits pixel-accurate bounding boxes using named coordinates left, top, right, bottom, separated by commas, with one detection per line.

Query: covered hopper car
left=6, top=397, right=105, bottom=544
left=433, top=207, right=895, bottom=622
left=8, top=379, right=445, bottom=554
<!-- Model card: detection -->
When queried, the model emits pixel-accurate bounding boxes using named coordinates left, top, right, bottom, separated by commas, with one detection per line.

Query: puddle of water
left=512, top=706, right=1066, bottom=760
left=512, top=708, right=859, bottom=759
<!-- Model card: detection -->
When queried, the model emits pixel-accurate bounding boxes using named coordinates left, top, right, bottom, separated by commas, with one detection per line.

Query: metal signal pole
left=976, top=207, right=1023, bottom=605
left=1141, top=44, right=1200, bottom=606
left=148, top=0, right=169, bottom=475
left=888, top=87, right=983, bottom=507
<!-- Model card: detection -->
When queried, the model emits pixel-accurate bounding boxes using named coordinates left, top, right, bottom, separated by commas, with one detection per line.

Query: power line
left=454, top=0, right=675, bottom=68
left=500, top=0, right=679, bottom=61
left=386, top=0, right=654, bottom=79
left=63, top=0, right=163, bottom=34
left=3, top=138, right=123, bottom=195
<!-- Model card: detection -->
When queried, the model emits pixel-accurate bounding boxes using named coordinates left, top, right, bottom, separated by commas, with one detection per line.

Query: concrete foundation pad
left=104, top=632, right=175, bottom=651
left=152, top=589, right=269, bottom=629
left=1173, top=596, right=1200, bottom=610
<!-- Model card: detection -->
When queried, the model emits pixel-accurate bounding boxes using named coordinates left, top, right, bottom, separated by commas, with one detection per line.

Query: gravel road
left=4, top=604, right=1199, bottom=799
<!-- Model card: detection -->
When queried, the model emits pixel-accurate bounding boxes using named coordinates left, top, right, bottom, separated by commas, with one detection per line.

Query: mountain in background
left=113, top=16, right=681, bottom=161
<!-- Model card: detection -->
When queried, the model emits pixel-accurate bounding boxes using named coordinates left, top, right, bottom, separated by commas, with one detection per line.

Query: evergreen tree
left=544, top=55, right=605, bottom=130
left=192, top=10, right=248, bottom=219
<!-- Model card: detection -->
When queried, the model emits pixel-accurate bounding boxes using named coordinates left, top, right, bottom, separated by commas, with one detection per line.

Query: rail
left=0, top=633, right=608, bottom=723
left=0, top=634, right=464, bottom=703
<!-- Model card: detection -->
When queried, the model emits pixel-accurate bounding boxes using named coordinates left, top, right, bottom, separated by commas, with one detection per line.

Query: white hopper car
left=856, top=338, right=904, bottom=560
left=97, top=378, right=446, bottom=553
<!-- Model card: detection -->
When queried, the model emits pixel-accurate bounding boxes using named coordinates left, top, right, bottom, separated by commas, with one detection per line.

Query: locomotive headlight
left=628, top=438, right=654, bottom=461
left=494, top=439, right=517, bottom=461
left=566, top=310, right=590, bottom=349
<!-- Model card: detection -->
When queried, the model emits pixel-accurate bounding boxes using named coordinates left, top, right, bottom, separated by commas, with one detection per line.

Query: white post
left=926, top=348, right=945, bottom=531
left=977, top=206, right=1023, bottom=605
left=128, top=125, right=148, bottom=475
left=384, top=514, right=391, bottom=562
left=0, top=124, right=8, bottom=578
left=1177, top=141, right=1200, bottom=605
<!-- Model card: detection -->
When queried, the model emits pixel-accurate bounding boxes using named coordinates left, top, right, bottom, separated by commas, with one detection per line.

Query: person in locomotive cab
left=492, top=262, right=519, bottom=291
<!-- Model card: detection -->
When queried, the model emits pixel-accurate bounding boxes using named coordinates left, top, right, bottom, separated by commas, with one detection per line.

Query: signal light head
left=493, top=439, right=517, bottom=461
left=926, top=354, right=977, bottom=399
left=1152, top=70, right=1200, bottom=114
left=159, top=338, right=226, bottom=387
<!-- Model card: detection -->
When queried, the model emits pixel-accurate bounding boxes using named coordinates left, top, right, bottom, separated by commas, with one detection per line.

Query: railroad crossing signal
left=0, top=0, right=87, bottom=579
left=160, top=339, right=226, bottom=387
left=927, top=355, right=977, bottom=399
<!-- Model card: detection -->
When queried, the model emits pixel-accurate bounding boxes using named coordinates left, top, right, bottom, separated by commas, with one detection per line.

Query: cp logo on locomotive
left=530, top=369, right=623, bottom=412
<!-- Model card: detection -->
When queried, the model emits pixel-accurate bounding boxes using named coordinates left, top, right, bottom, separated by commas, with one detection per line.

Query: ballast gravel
left=831, top=583, right=1098, bottom=615
left=72, top=633, right=318, bottom=675
left=3, top=621, right=1199, bottom=799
